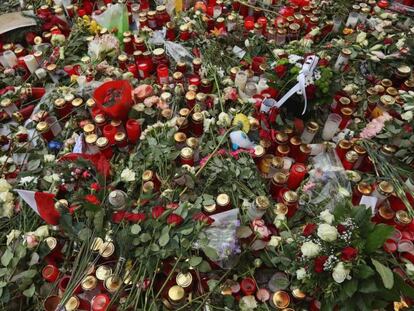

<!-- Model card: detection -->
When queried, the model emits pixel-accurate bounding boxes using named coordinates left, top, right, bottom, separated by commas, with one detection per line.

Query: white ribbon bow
left=260, top=55, right=319, bottom=115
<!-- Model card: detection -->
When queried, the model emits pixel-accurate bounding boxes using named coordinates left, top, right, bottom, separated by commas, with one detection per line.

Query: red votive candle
left=103, top=124, right=117, bottom=145
left=188, top=75, right=201, bottom=86
left=244, top=18, right=255, bottom=31
left=128, top=64, right=138, bottom=78
left=138, top=62, right=151, bottom=79
left=126, top=119, right=141, bottom=144
left=287, top=163, right=307, bottom=190
left=91, top=294, right=110, bottom=311
left=157, top=64, right=169, bottom=85
left=42, top=264, right=59, bottom=282
left=240, top=277, right=257, bottom=296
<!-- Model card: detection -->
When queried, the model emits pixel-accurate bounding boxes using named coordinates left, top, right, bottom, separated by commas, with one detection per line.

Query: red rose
left=318, top=58, right=329, bottom=67
left=383, top=37, right=393, bottom=45
left=84, top=194, right=100, bottom=205
left=166, top=202, right=179, bottom=210
left=193, top=212, right=214, bottom=225
left=305, top=84, right=316, bottom=100
left=112, top=211, right=127, bottom=223
left=274, top=64, right=287, bottom=78
left=337, top=224, right=347, bottom=234
left=167, top=214, right=184, bottom=226
left=91, top=183, right=101, bottom=191
left=314, top=256, right=329, bottom=273
left=152, top=206, right=166, bottom=219
left=341, top=247, right=358, bottom=261
left=126, top=212, right=146, bottom=223
left=303, top=223, right=317, bottom=236
left=16, top=133, right=28, bottom=142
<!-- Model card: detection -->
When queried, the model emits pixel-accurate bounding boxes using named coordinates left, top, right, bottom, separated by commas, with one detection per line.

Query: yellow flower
left=343, top=28, right=354, bottom=35
left=210, top=27, right=225, bottom=37
left=70, top=75, right=79, bottom=83
left=89, top=20, right=101, bottom=34
left=233, top=113, right=250, bottom=133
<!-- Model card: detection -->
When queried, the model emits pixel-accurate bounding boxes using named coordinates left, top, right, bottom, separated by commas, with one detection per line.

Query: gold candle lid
left=273, top=172, right=288, bottom=185
left=271, top=156, right=284, bottom=169
left=64, top=93, right=75, bottom=102
left=99, top=241, right=115, bottom=258
left=283, top=191, right=298, bottom=204
left=86, top=98, right=95, bottom=108
left=378, top=205, right=395, bottom=220
left=185, top=91, right=196, bottom=101
left=105, top=275, right=122, bottom=293
left=192, top=112, right=204, bottom=122
left=380, top=95, right=395, bottom=106
left=173, top=72, right=183, bottom=80
left=290, top=135, right=302, bottom=146
left=397, top=65, right=411, bottom=76
left=81, top=275, right=98, bottom=291
left=36, top=121, right=49, bottom=133
left=353, top=145, right=366, bottom=156
left=273, top=291, right=290, bottom=308
left=94, top=114, right=106, bottom=125
left=339, top=97, right=351, bottom=106
left=174, top=132, right=187, bottom=143
left=254, top=145, right=265, bottom=157
left=180, top=147, right=193, bottom=159
left=345, top=150, right=358, bottom=163
left=381, top=79, right=393, bottom=88
left=260, top=139, right=272, bottom=149
left=54, top=98, right=65, bottom=108
left=357, top=182, right=373, bottom=195
left=118, top=54, right=128, bottom=62
left=306, top=121, right=319, bottom=133
left=83, top=123, right=95, bottom=135
left=153, top=48, right=165, bottom=57
left=255, top=196, right=270, bottom=210
left=378, top=181, right=394, bottom=196
left=186, top=137, right=199, bottom=149
left=386, top=87, right=398, bottom=97
left=44, top=237, right=57, bottom=250
left=176, top=272, right=193, bottom=288
left=168, top=285, right=185, bottom=302
left=96, top=265, right=112, bottom=281
left=115, top=132, right=126, bottom=142
left=395, top=210, right=412, bottom=225
left=340, top=107, right=353, bottom=116
left=142, top=170, right=154, bottom=182
left=291, top=288, right=306, bottom=300
left=203, top=203, right=216, bottom=213
left=195, top=92, right=206, bottom=102
left=72, top=98, right=83, bottom=107
left=277, top=144, right=290, bottom=156
left=96, top=137, right=109, bottom=148
left=85, top=134, right=97, bottom=145
left=65, top=296, right=79, bottom=311
left=299, top=144, right=311, bottom=154
left=341, top=48, right=352, bottom=56
left=142, top=181, right=154, bottom=193
left=217, top=193, right=230, bottom=207
left=274, top=203, right=288, bottom=215
left=381, top=144, right=397, bottom=156
left=192, top=58, right=202, bottom=65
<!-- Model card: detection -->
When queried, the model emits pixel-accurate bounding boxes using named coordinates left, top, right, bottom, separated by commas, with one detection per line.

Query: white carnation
left=120, top=168, right=136, bottom=182
left=44, top=154, right=56, bottom=162
left=401, top=111, right=413, bottom=121
left=6, top=229, right=21, bottom=245
left=268, top=235, right=282, bottom=247
left=296, top=267, right=307, bottom=280
left=319, top=210, right=334, bottom=224
left=301, top=241, right=321, bottom=258
left=317, top=223, right=338, bottom=242
left=34, top=225, right=49, bottom=239
left=332, top=262, right=351, bottom=283
left=239, top=295, right=257, bottom=311
left=0, top=179, right=12, bottom=192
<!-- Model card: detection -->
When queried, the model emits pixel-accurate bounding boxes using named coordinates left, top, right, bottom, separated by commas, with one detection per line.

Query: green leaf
left=359, top=279, right=378, bottom=293
left=78, top=228, right=92, bottom=242
left=131, top=224, right=141, bottom=235
left=150, top=244, right=160, bottom=252
left=23, top=284, right=35, bottom=297
left=372, top=259, right=394, bottom=289
left=189, top=256, right=203, bottom=267
left=159, top=233, right=170, bottom=247
left=358, top=264, right=375, bottom=279
left=201, top=246, right=219, bottom=261
left=236, top=226, right=253, bottom=238
left=198, top=260, right=212, bottom=273
left=344, top=279, right=358, bottom=297
left=140, top=233, right=152, bottom=243
left=93, top=210, right=104, bottom=232
left=1, top=249, right=13, bottom=267
left=365, top=225, right=394, bottom=253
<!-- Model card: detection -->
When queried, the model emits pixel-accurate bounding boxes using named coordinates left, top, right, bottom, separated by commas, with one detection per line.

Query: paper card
left=0, top=11, right=37, bottom=35
left=232, top=46, right=246, bottom=59
left=359, top=195, right=378, bottom=215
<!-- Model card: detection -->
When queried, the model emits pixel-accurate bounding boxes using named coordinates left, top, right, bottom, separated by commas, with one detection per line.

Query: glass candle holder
left=235, top=70, right=248, bottom=91
left=345, top=11, right=359, bottom=28
left=322, top=113, right=342, bottom=141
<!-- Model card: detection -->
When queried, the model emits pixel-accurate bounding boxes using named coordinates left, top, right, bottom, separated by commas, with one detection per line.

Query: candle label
left=359, top=195, right=377, bottom=216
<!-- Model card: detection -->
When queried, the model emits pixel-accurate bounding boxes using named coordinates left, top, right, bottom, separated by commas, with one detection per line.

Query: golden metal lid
left=299, top=144, right=311, bottom=154
left=33, top=50, right=43, bottom=58
left=283, top=191, right=298, bottom=204
left=85, top=134, right=97, bottom=144
left=381, top=79, right=393, bottom=88
left=186, top=137, right=199, bottom=149
left=381, top=144, right=397, bottom=156
left=404, top=79, right=414, bottom=88
left=277, top=144, right=290, bottom=155
left=46, top=63, right=56, bottom=72
left=72, top=98, right=83, bottom=107
left=83, top=123, right=95, bottom=134
left=271, top=156, right=284, bottom=169
left=230, top=67, right=240, bottom=75
left=99, top=241, right=115, bottom=258
left=81, top=275, right=98, bottom=291
left=357, top=182, right=372, bottom=195
left=274, top=203, right=288, bottom=215
left=115, top=132, right=126, bottom=142
left=249, top=118, right=259, bottom=131
left=96, top=137, right=109, bottom=148
left=273, top=291, right=290, bottom=308
left=173, top=72, right=183, bottom=80
left=380, top=95, right=395, bottom=106
left=135, top=36, right=145, bottom=44
left=192, top=58, right=202, bottom=65
left=168, top=285, right=185, bottom=302
left=0, top=98, right=11, bottom=107
left=123, top=31, right=132, bottom=38
left=54, top=98, right=65, bottom=108
left=386, top=87, right=398, bottom=97
left=142, top=170, right=154, bottom=182
left=273, top=172, right=288, bottom=184
left=64, top=93, right=75, bottom=102
left=306, top=121, right=319, bottom=133
left=2, top=43, right=13, bottom=50
left=174, top=132, right=187, bottom=143
left=65, top=296, right=79, bottom=311
left=255, top=196, right=270, bottom=210
left=217, top=193, right=230, bottom=207
left=338, top=139, right=352, bottom=150
left=36, top=121, right=49, bottom=132
left=378, top=205, right=395, bottom=220
left=378, top=181, right=394, bottom=196
left=397, top=65, right=411, bottom=76
left=366, top=87, right=377, bottom=96
left=292, top=288, right=306, bottom=299
left=105, top=275, right=122, bottom=293
left=179, top=24, right=189, bottom=32
left=81, top=56, right=91, bottom=64
left=192, top=112, right=204, bottom=122
left=118, top=54, right=128, bottom=62
left=176, top=272, right=193, bottom=288
left=353, top=145, right=366, bottom=155
left=153, top=48, right=165, bottom=57
left=289, top=23, right=300, bottom=31
left=276, top=132, right=288, bottom=143
left=345, top=150, right=358, bottom=163
left=195, top=92, right=206, bottom=102
left=91, top=237, right=104, bottom=251
left=142, top=181, right=154, bottom=193
left=44, top=237, right=57, bottom=250
left=180, top=147, right=193, bottom=159
left=395, top=210, right=412, bottom=225
left=14, top=47, right=23, bottom=54
left=277, top=28, right=287, bottom=34
left=185, top=91, right=196, bottom=101
left=374, top=84, right=385, bottom=94
left=111, top=119, right=122, bottom=127
left=96, top=265, right=112, bottom=281
left=254, top=145, right=265, bottom=157
left=203, top=203, right=216, bottom=213
left=339, top=97, right=351, bottom=106
left=156, top=5, right=166, bottom=11
left=341, top=48, right=352, bottom=56
left=340, top=107, right=353, bottom=116
left=161, top=92, right=172, bottom=102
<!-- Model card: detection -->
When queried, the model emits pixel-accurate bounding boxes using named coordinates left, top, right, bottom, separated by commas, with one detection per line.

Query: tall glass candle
left=287, top=163, right=307, bottom=190
left=322, top=113, right=342, bottom=141
left=3, top=50, right=18, bottom=68
left=345, top=11, right=359, bottom=28
left=103, top=124, right=117, bottom=145
left=334, top=48, right=351, bottom=71
left=157, top=64, right=169, bottom=85
left=23, top=54, right=39, bottom=73
left=235, top=70, right=248, bottom=91
left=126, top=119, right=141, bottom=144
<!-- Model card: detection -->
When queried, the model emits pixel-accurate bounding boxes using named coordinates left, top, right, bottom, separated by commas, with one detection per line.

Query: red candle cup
left=103, top=124, right=117, bottom=145
left=287, top=163, right=307, bottom=190
left=44, top=295, right=61, bottom=311
left=138, top=62, right=151, bottom=79
left=58, top=275, right=82, bottom=295
left=126, top=119, right=141, bottom=144
left=91, top=294, right=111, bottom=311
left=240, top=277, right=257, bottom=296
left=42, top=264, right=59, bottom=282
left=157, top=64, right=169, bottom=85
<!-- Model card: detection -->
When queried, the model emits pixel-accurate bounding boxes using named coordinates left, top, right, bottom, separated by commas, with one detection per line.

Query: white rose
left=6, top=229, right=21, bottom=245
left=218, top=112, right=231, bottom=127
left=34, top=225, right=49, bottom=239
left=301, top=241, right=321, bottom=258
left=120, top=168, right=136, bottom=182
left=44, top=154, right=56, bottom=162
left=332, top=262, right=351, bottom=283
left=319, top=210, right=334, bottom=224
left=273, top=214, right=286, bottom=229
left=239, top=295, right=257, bottom=311
left=268, top=235, right=282, bottom=247
left=1, top=201, right=14, bottom=218
left=0, top=179, right=12, bottom=192
left=317, top=224, right=338, bottom=242
left=401, top=111, right=413, bottom=121
left=405, top=262, right=414, bottom=277
left=296, top=267, right=307, bottom=280
left=0, top=191, right=14, bottom=203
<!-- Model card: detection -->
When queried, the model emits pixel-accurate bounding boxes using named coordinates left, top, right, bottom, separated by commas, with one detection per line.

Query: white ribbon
left=260, top=55, right=319, bottom=115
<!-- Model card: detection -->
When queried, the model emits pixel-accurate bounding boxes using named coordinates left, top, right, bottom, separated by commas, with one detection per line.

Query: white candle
left=322, top=113, right=342, bottom=141
left=235, top=71, right=248, bottom=91
left=35, top=68, right=47, bottom=80
left=345, top=12, right=359, bottom=28
left=23, top=55, right=39, bottom=73
left=3, top=50, right=18, bottom=68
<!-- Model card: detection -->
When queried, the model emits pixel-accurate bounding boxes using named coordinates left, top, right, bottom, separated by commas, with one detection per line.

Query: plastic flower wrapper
left=92, top=4, right=129, bottom=41
left=194, top=209, right=240, bottom=269
left=148, top=29, right=193, bottom=63
left=299, top=149, right=351, bottom=212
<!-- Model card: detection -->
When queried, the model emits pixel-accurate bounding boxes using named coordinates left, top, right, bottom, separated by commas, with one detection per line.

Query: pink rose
left=26, top=234, right=38, bottom=249
left=252, top=219, right=271, bottom=239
